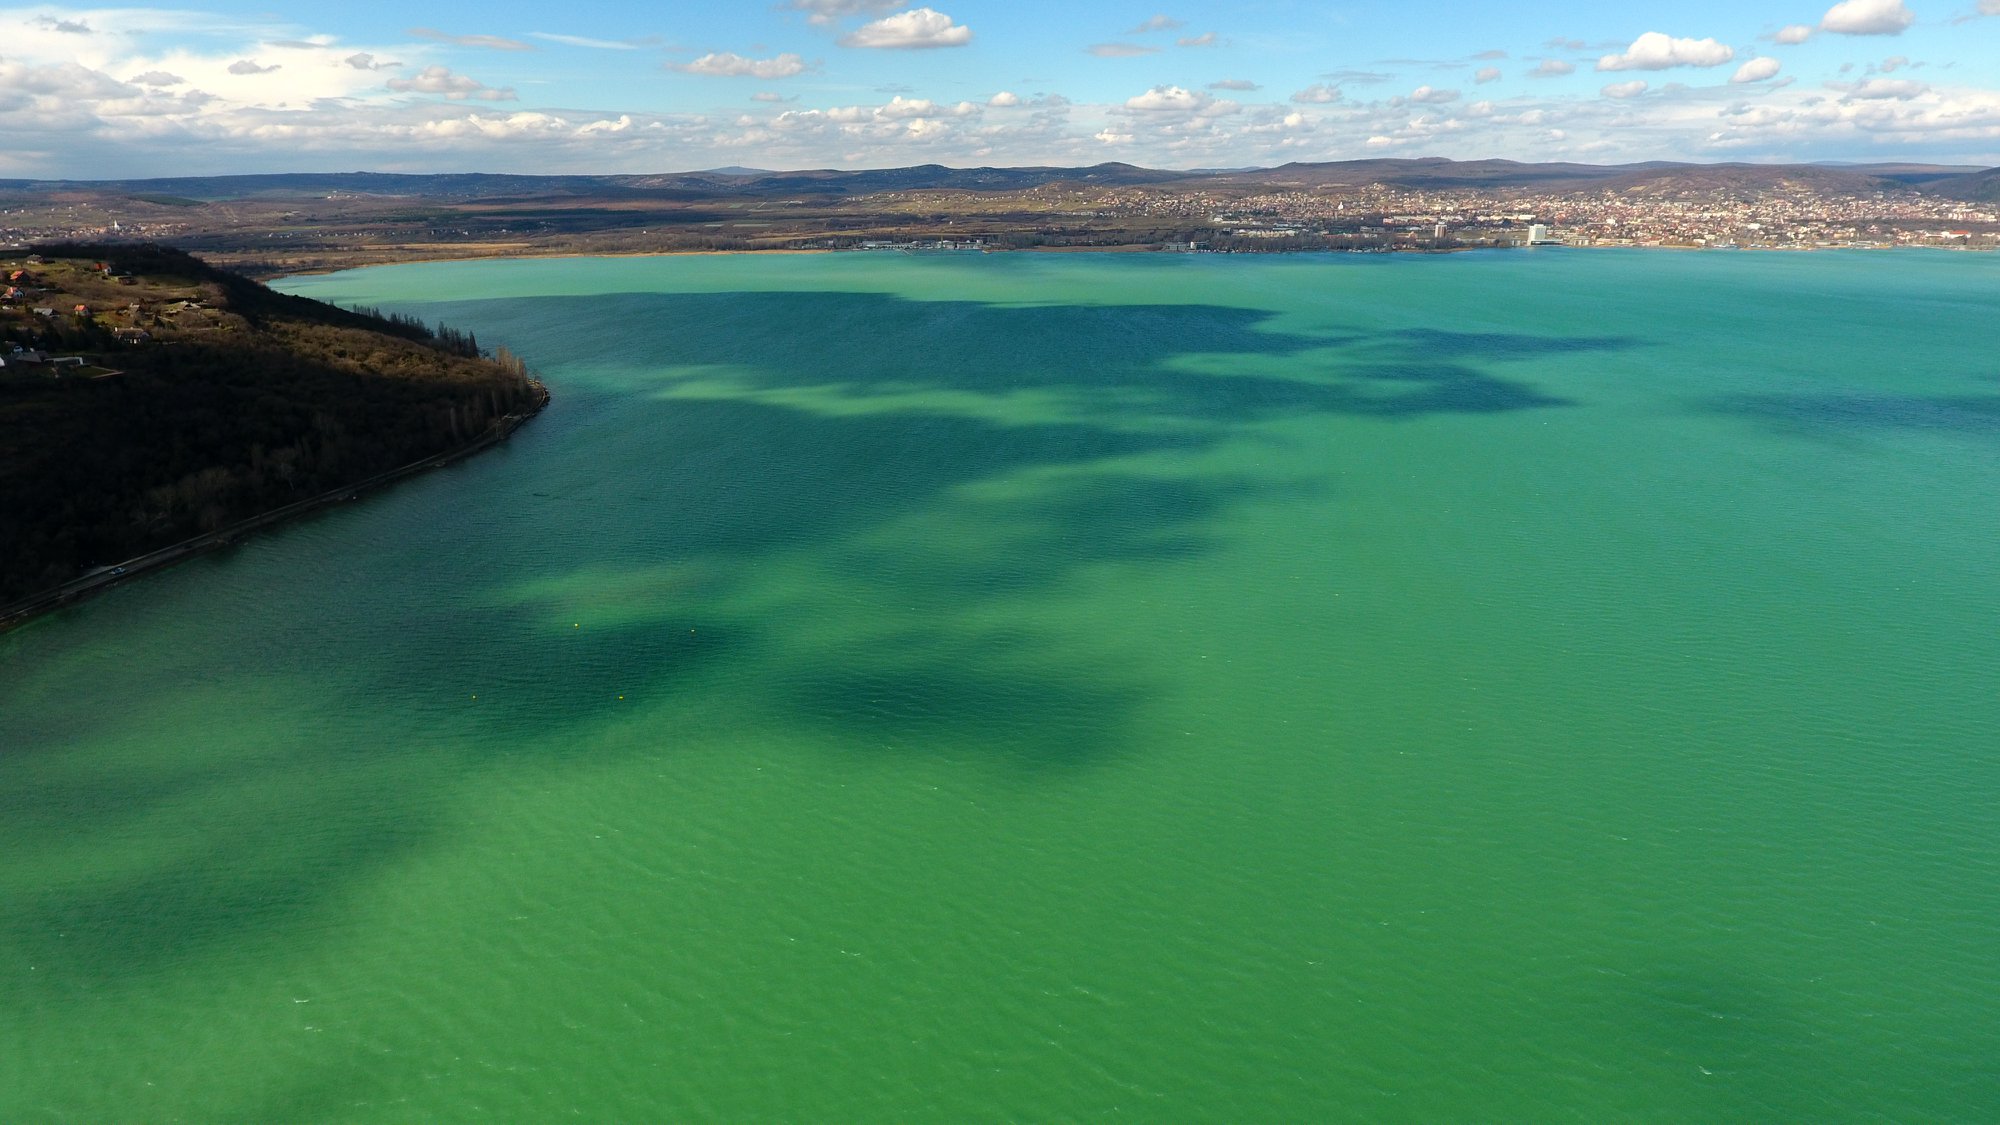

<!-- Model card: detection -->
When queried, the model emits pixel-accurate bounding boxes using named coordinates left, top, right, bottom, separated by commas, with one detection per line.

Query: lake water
left=4, top=249, right=1997, bottom=1122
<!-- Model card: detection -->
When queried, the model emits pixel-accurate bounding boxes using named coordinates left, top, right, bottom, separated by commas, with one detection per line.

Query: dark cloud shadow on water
left=0, top=285, right=1603, bottom=992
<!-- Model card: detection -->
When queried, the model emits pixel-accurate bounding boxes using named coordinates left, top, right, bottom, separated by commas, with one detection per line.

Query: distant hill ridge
left=5, top=158, right=1995, bottom=202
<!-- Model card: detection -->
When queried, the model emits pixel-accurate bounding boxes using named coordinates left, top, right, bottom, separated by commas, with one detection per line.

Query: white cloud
left=988, top=91, right=1021, bottom=107
left=1129, top=15, right=1185, bottom=33
left=344, top=53, right=398, bottom=71
left=1126, top=85, right=1210, bottom=111
left=1822, top=0, right=1915, bottom=34
left=677, top=52, right=811, bottom=78
left=528, top=33, right=642, bottom=50
left=1531, top=59, right=1576, bottom=77
left=1878, top=55, right=1912, bottom=71
left=1290, top=84, right=1342, bottom=103
left=227, top=59, right=280, bottom=75
left=1597, top=32, right=1735, bottom=70
left=1771, top=24, right=1815, bottom=43
left=785, top=0, right=902, bottom=24
left=1602, top=80, right=1649, bottom=97
left=407, top=27, right=534, bottom=51
left=1475, top=67, right=1502, bottom=83
left=129, top=70, right=185, bottom=86
left=1178, top=32, right=1217, bottom=47
left=1981, top=0, right=2000, bottom=13
left=751, top=91, right=793, bottom=103
left=413, top=111, right=571, bottom=139
left=1408, top=84, right=1460, bottom=103
left=840, top=8, right=972, bottom=49
left=1842, top=77, right=1929, bottom=97
left=1733, top=57, right=1783, bottom=82
left=34, top=15, right=93, bottom=34
left=784, top=0, right=904, bottom=23
left=386, top=65, right=515, bottom=101
left=5, top=1, right=2000, bottom=183
left=1087, top=43, right=1159, bottom=57
left=875, top=94, right=978, bottom=118
left=1209, top=79, right=1259, bottom=91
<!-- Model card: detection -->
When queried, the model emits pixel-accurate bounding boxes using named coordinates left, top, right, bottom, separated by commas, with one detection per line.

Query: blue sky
left=3, top=0, right=1997, bottom=177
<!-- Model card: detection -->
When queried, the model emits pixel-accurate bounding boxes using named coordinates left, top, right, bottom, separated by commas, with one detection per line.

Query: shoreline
left=0, top=381, right=551, bottom=637
left=247, top=238, right=1994, bottom=280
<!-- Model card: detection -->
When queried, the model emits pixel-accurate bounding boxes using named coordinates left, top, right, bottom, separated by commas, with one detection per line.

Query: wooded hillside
left=0, top=244, right=543, bottom=602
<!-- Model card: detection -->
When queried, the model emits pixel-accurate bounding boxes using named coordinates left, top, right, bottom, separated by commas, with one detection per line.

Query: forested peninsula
left=0, top=244, right=546, bottom=611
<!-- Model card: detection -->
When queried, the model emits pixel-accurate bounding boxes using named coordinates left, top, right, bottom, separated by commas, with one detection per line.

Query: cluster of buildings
left=0, top=255, right=223, bottom=378
left=1097, top=181, right=2000, bottom=250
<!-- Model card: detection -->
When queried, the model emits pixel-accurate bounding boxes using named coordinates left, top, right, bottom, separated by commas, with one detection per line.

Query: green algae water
left=4, top=249, right=1998, bottom=1122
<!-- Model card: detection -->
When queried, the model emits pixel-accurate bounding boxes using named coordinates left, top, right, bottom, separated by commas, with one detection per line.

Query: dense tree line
left=0, top=244, right=542, bottom=601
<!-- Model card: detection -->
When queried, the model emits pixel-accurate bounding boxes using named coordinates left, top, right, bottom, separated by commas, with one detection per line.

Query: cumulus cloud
left=344, top=53, right=399, bottom=70
left=1129, top=14, right=1185, bottom=32
left=407, top=27, right=534, bottom=51
left=1597, top=32, right=1735, bottom=70
left=1475, top=67, right=1502, bottom=83
left=129, top=70, right=185, bottom=86
left=1733, top=57, right=1783, bottom=82
left=1877, top=55, right=1912, bottom=71
left=1087, top=43, right=1159, bottom=57
left=840, top=8, right=972, bottom=48
left=1290, top=83, right=1343, bottom=103
left=784, top=0, right=902, bottom=24
left=1407, top=84, right=1460, bottom=103
left=1209, top=78, right=1260, bottom=91
left=33, top=16, right=93, bottom=34
left=1531, top=59, right=1576, bottom=77
left=11, top=0, right=2000, bottom=184
left=1178, top=32, right=1218, bottom=47
left=227, top=59, right=280, bottom=75
left=386, top=65, right=516, bottom=100
left=677, top=52, right=811, bottom=78
left=1771, top=24, right=1815, bottom=42
left=1821, top=0, right=1915, bottom=34
left=1125, top=85, right=1211, bottom=111
left=1602, top=80, right=1649, bottom=97
left=988, top=90, right=1021, bottom=106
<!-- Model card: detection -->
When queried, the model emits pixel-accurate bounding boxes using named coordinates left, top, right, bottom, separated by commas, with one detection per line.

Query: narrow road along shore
left=0, top=383, right=550, bottom=636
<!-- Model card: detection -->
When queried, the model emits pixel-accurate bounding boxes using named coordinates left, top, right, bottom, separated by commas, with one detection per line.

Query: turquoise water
left=4, top=249, right=1997, bottom=1122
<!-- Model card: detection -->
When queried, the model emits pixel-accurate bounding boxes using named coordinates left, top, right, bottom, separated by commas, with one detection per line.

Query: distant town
left=3, top=158, right=1994, bottom=275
